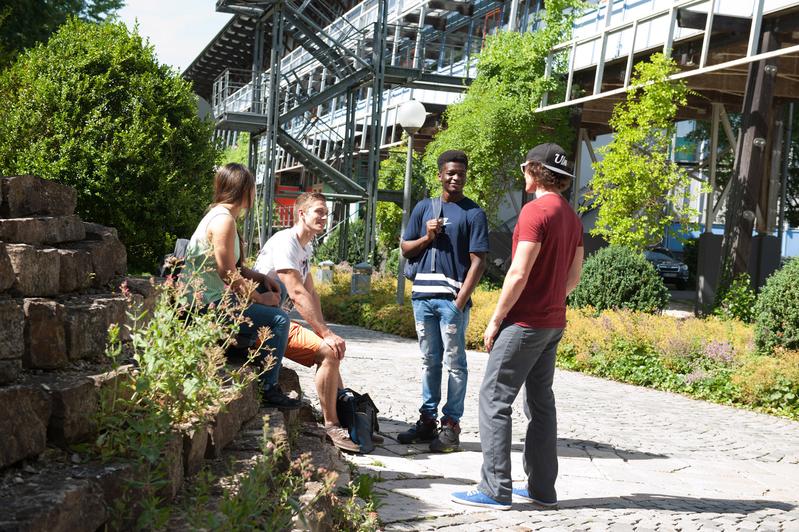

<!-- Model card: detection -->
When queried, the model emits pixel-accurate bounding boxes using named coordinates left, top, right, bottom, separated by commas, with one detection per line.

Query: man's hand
left=483, top=318, right=501, bottom=352
left=256, top=290, right=281, bottom=307
left=323, top=332, right=346, bottom=360
left=262, top=274, right=281, bottom=293
left=425, top=218, right=443, bottom=241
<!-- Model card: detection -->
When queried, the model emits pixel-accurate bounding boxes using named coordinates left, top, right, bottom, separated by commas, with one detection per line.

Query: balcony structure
left=537, top=0, right=799, bottom=307
left=185, top=0, right=528, bottom=259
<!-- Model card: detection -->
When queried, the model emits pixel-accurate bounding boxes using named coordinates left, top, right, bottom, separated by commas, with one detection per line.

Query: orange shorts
left=285, top=321, right=322, bottom=367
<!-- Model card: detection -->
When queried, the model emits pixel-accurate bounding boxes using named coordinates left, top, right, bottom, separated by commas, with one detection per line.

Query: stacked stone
left=0, top=175, right=135, bottom=471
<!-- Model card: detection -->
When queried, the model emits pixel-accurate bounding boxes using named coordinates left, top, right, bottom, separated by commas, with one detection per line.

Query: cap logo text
left=554, top=153, right=568, bottom=166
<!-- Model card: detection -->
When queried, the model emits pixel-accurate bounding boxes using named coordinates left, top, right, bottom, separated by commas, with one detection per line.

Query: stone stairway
left=0, top=175, right=265, bottom=531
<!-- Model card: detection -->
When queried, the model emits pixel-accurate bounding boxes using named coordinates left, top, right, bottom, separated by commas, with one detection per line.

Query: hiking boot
left=429, top=418, right=460, bottom=452
left=261, top=386, right=302, bottom=409
left=397, top=415, right=438, bottom=444
left=326, top=425, right=361, bottom=453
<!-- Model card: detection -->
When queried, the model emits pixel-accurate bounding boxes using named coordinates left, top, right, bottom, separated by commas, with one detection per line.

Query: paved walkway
left=286, top=323, right=799, bottom=531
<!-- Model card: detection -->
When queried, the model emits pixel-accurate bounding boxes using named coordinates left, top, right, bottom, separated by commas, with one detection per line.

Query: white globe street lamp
left=396, top=99, right=427, bottom=305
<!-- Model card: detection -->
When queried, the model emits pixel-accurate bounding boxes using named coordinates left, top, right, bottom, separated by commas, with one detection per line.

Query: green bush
left=568, top=245, right=669, bottom=313
left=714, top=273, right=756, bottom=323
left=0, top=19, right=221, bottom=271
left=318, top=272, right=799, bottom=419
left=384, top=247, right=400, bottom=276
left=315, top=219, right=366, bottom=265
left=755, top=258, right=799, bottom=353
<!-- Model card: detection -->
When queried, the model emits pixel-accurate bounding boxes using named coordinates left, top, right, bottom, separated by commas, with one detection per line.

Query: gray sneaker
left=429, top=419, right=460, bottom=452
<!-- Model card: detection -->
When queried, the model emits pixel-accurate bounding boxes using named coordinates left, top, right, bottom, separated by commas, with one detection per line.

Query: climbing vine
left=422, top=0, right=585, bottom=223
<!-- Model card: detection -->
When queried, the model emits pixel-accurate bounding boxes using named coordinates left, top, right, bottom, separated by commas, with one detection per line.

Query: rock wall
left=0, top=175, right=265, bottom=532
left=0, top=175, right=143, bottom=468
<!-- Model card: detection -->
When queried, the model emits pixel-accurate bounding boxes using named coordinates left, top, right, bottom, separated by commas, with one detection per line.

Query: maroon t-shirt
left=505, top=193, right=583, bottom=329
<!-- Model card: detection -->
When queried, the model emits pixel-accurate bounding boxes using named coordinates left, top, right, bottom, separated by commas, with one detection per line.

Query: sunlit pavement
left=286, top=322, right=799, bottom=531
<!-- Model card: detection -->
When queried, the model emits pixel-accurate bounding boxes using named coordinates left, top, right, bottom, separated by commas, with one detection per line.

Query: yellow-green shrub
left=319, top=272, right=797, bottom=419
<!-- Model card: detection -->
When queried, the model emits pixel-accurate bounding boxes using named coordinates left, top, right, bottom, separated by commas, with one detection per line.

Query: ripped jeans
left=411, top=298, right=470, bottom=424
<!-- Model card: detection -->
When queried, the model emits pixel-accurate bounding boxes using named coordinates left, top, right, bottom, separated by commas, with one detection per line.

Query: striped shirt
left=402, top=197, right=489, bottom=302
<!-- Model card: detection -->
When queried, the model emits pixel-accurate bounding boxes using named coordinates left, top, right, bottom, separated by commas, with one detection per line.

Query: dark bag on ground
left=336, top=388, right=380, bottom=454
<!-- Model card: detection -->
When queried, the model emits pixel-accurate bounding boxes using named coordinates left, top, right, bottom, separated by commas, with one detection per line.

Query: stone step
left=0, top=290, right=138, bottom=383
left=0, top=376, right=268, bottom=530
left=0, top=244, right=13, bottom=293
left=28, top=365, right=131, bottom=448
left=0, top=175, right=76, bottom=219
left=0, top=299, right=24, bottom=384
left=0, top=384, right=51, bottom=469
left=4, top=226, right=126, bottom=297
left=204, top=380, right=260, bottom=458
left=20, top=295, right=129, bottom=370
left=0, top=215, right=85, bottom=245
left=0, top=365, right=129, bottom=469
left=0, top=460, right=125, bottom=532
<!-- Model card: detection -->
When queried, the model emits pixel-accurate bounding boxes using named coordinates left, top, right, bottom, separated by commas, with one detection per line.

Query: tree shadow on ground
left=456, top=438, right=667, bottom=460
left=376, top=417, right=666, bottom=460
left=553, top=493, right=795, bottom=514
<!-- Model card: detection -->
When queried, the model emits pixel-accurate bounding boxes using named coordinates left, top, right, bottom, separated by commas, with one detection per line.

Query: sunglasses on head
left=520, top=160, right=532, bottom=174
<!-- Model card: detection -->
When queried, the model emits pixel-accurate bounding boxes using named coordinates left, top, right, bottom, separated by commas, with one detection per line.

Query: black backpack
left=336, top=388, right=380, bottom=454
left=159, top=238, right=190, bottom=277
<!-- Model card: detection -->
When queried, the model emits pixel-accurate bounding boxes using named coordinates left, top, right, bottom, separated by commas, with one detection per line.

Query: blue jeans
left=238, top=301, right=290, bottom=391
left=411, top=298, right=470, bottom=424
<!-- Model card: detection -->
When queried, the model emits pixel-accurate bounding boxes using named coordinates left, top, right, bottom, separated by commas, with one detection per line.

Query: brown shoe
left=326, top=425, right=361, bottom=453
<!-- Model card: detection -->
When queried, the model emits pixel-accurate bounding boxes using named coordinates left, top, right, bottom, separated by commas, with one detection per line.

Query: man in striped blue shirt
left=398, top=150, right=489, bottom=452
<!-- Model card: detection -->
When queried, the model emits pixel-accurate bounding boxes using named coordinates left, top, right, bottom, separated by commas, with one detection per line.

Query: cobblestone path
left=286, top=323, right=799, bottom=531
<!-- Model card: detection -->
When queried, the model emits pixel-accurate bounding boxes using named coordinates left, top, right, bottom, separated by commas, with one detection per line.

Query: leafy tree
left=315, top=219, right=365, bottom=265
left=422, top=0, right=584, bottom=224
left=0, top=19, right=221, bottom=270
left=220, top=132, right=250, bottom=166
left=376, top=142, right=430, bottom=252
left=587, top=53, right=698, bottom=250
left=0, top=0, right=124, bottom=68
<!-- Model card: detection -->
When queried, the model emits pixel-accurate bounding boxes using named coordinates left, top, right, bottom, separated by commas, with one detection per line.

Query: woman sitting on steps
left=181, top=162, right=300, bottom=408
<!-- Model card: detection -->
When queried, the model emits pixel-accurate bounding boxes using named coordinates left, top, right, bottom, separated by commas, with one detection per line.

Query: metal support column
left=720, top=28, right=780, bottom=286
left=260, top=2, right=285, bottom=246
left=363, top=0, right=388, bottom=262
left=508, top=0, right=520, bottom=32
left=779, top=103, right=794, bottom=241
left=705, top=103, right=721, bottom=232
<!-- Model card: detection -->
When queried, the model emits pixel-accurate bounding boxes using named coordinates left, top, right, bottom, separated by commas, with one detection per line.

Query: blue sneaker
left=512, top=486, right=558, bottom=509
left=451, top=488, right=511, bottom=510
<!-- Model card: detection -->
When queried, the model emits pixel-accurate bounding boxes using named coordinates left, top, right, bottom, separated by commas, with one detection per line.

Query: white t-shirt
left=253, top=226, right=313, bottom=283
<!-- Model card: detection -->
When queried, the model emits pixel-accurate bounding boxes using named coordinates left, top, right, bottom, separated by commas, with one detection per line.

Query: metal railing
left=538, top=0, right=799, bottom=111
left=212, top=68, right=266, bottom=117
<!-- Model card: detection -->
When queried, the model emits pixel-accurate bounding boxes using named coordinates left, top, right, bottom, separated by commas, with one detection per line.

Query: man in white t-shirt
left=254, top=192, right=359, bottom=453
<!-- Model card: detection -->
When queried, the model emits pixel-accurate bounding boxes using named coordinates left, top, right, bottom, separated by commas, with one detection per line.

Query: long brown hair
left=211, top=163, right=255, bottom=209
left=210, top=163, right=254, bottom=266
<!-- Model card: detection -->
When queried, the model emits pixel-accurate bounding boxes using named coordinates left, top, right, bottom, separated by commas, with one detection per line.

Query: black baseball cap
left=525, top=143, right=574, bottom=179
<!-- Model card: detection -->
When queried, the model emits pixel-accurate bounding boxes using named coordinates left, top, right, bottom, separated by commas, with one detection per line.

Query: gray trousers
left=477, top=323, right=563, bottom=503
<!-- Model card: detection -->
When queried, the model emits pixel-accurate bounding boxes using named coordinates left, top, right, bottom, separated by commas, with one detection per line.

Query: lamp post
left=396, top=99, right=427, bottom=305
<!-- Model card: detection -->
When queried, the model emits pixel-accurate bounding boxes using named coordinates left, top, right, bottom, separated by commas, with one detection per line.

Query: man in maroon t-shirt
left=452, top=143, right=584, bottom=510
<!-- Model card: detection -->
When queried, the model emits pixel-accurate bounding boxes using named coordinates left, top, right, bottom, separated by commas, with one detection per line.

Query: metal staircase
left=210, top=0, right=507, bottom=257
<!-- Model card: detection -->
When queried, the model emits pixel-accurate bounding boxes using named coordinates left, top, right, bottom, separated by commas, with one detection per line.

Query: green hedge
left=0, top=19, right=220, bottom=270
left=568, top=245, right=669, bottom=313
left=319, top=272, right=798, bottom=420
left=755, top=258, right=799, bottom=353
